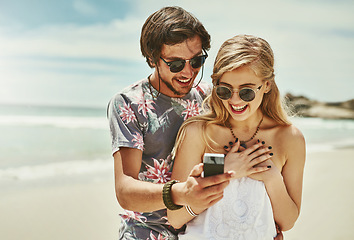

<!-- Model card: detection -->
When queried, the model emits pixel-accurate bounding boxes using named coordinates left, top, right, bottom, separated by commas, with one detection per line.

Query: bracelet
left=185, top=205, right=198, bottom=217
left=162, top=180, right=183, bottom=210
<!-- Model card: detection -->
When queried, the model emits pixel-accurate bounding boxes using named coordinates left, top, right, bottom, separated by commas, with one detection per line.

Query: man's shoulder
left=121, top=78, right=148, bottom=94
left=193, top=81, right=212, bottom=97
left=111, top=78, right=148, bottom=100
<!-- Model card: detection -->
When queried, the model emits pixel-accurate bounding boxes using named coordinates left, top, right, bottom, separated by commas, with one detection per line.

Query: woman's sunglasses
left=160, top=50, right=208, bottom=73
left=215, top=85, right=263, bottom=102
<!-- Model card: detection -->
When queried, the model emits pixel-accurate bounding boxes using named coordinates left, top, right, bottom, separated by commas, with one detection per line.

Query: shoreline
left=1, top=148, right=353, bottom=239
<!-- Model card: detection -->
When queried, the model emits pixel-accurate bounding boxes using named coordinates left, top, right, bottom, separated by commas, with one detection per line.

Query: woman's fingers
left=250, top=153, right=273, bottom=167
left=242, top=140, right=264, bottom=155
left=250, top=165, right=272, bottom=174
left=248, top=146, right=272, bottom=162
left=228, top=138, right=241, bottom=153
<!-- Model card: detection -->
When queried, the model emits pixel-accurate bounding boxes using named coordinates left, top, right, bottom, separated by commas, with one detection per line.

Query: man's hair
left=140, top=6, right=211, bottom=68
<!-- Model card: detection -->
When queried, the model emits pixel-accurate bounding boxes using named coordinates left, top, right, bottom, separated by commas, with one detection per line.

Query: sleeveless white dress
left=179, top=177, right=277, bottom=240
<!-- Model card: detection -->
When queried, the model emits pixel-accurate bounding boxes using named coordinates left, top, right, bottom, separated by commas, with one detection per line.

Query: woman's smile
left=230, top=103, right=248, bottom=113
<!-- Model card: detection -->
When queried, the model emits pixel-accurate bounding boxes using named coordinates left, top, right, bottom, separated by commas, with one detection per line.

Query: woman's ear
left=264, top=81, right=272, bottom=93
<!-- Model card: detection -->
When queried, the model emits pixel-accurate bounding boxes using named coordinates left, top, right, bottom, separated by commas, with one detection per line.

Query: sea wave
left=0, top=159, right=112, bottom=181
left=0, top=115, right=107, bottom=129
left=291, top=117, right=354, bottom=130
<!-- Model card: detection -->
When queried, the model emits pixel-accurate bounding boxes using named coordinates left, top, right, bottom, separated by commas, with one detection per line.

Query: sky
left=0, top=0, right=353, bottom=108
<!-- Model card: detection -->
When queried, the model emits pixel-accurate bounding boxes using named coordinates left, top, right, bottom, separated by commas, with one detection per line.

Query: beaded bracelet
left=162, top=180, right=183, bottom=210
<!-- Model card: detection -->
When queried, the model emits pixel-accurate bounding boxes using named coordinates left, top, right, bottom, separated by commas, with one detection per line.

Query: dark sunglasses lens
left=216, top=86, right=232, bottom=100
left=169, top=60, right=185, bottom=73
left=239, top=88, right=255, bottom=102
left=190, top=56, right=206, bottom=69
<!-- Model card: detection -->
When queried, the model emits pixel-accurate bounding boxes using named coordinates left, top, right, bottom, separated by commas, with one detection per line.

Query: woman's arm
left=167, top=122, right=211, bottom=228
left=250, top=125, right=306, bottom=231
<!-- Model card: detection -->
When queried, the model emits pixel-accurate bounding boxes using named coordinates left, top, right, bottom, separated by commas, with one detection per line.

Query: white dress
left=179, top=177, right=277, bottom=240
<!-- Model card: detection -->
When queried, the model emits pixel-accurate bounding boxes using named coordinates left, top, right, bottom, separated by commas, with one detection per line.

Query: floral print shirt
left=107, top=78, right=211, bottom=240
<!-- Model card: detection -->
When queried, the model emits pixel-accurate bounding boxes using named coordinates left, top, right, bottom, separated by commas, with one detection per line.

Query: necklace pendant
left=240, top=141, right=247, bottom=149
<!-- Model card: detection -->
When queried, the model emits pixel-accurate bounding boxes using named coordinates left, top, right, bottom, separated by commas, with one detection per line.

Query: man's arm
left=114, top=147, right=166, bottom=212
left=114, top=146, right=234, bottom=214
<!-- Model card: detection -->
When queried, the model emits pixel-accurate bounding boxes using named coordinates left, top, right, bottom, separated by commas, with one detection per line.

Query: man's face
left=154, top=35, right=204, bottom=98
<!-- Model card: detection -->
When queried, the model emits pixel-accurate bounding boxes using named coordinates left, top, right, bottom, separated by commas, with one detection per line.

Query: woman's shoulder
left=182, top=114, right=218, bottom=131
left=279, top=124, right=305, bottom=144
left=271, top=122, right=306, bottom=159
left=183, top=118, right=205, bottom=129
left=264, top=116, right=303, bottom=139
left=264, top=119, right=306, bottom=168
left=181, top=119, right=224, bottom=146
left=264, top=117, right=305, bottom=148
left=180, top=119, right=207, bottom=139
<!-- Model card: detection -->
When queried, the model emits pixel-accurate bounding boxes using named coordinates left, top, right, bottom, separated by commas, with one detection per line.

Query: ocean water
left=291, top=117, right=354, bottom=152
left=0, top=104, right=353, bottom=183
left=0, top=104, right=112, bottom=183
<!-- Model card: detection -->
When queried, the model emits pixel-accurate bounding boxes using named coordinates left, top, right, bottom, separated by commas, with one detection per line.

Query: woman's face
left=217, top=65, right=269, bottom=122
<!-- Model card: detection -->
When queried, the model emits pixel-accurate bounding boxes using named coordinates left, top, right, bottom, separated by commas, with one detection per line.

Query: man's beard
left=159, top=77, right=193, bottom=97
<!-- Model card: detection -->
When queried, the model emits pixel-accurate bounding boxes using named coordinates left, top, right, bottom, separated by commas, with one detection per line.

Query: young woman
left=167, top=34, right=306, bottom=239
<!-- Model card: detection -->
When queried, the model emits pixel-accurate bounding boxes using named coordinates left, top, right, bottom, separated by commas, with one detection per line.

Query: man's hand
left=274, top=224, right=283, bottom=240
left=172, top=163, right=234, bottom=214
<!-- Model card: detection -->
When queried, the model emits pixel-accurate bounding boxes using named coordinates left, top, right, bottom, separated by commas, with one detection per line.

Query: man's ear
left=149, top=58, right=156, bottom=67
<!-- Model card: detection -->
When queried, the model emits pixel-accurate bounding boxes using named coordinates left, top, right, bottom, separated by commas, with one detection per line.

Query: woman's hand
left=248, top=158, right=281, bottom=183
left=224, top=140, right=273, bottom=179
left=247, top=145, right=282, bottom=183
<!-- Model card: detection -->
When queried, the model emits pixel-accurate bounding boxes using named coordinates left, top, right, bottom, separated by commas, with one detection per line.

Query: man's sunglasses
left=215, top=85, right=263, bottom=102
left=160, top=50, right=208, bottom=73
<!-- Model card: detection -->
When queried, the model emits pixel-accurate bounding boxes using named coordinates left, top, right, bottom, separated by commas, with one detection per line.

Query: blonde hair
left=173, top=34, right=291, bottom=155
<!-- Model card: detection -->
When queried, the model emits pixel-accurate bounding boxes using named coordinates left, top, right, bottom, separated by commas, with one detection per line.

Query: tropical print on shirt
left=107, top=78, right=211, bottom=240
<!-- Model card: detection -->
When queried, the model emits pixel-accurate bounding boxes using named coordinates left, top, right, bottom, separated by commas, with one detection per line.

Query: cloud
left=73, top=0, right=97, bottom=16
left=0, top=17, right=144, bottom=60
left=0, top=0, right=353, bottom=106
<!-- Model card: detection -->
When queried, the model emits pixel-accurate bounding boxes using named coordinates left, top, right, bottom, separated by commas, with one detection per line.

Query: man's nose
left=180, top=60, right=194, bottom=79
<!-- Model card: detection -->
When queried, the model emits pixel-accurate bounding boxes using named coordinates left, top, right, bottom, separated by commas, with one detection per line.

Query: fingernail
left=262, top=141, right=265, bottom=144
left=257, top=139, right=260, bottom=143
left=235, top=138, right=238, bottom=143
left=229, top=142, right=233, bottom=146
left=268, top=146, right=272, bottom=150
left=270, top=153, right=273, bottom=156
left=228, top=171, right=236, bottom=177
left=224, top=145, right=228, bottom=149
left=267, top=165, right=272, bottom=168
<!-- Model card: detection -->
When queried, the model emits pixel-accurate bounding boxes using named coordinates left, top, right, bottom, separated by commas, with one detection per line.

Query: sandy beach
left=284, top=148, right=354, bottom=240
left=1, top=148, right=353, bottom=240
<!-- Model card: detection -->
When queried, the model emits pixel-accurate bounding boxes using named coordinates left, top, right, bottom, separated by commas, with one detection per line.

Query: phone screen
left=203, top=153, right=224, bottom=177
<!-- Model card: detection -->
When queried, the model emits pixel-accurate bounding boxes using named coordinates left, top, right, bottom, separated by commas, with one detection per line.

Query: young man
left=107, top=6, right=233, bottom=239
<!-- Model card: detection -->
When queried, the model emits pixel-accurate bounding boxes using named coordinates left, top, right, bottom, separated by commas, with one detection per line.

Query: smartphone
left=203, top=153, right=225, bottom=177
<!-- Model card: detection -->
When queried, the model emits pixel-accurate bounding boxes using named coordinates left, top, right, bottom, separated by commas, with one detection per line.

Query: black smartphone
left=203, top=153, right=225, bottom=177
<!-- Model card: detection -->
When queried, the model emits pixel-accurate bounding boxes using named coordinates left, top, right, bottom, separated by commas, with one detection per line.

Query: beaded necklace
left=227, top=116, right=263, bottom=148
